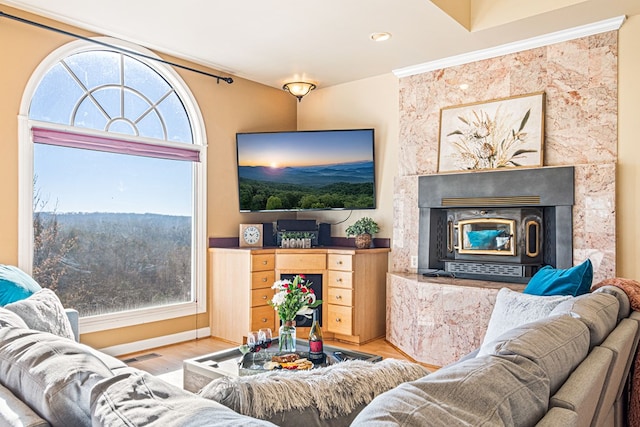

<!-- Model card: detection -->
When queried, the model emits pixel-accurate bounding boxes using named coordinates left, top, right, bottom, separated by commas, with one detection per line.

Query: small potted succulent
left=345, top=217, right=380, bottom=249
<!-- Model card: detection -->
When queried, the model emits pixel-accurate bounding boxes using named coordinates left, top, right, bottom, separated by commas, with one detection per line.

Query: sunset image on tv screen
left=236, top=129, right=375, bottom=211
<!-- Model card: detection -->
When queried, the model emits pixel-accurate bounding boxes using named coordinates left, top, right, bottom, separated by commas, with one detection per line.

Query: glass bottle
left=308, top=308, right=325, bottom=364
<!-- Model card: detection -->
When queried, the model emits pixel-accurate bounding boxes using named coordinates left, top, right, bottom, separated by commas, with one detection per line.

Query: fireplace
left=418, top=167, right=574, bottom=283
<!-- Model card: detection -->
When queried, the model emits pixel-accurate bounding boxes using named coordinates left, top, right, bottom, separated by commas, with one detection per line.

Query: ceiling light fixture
left=283, top=81, right=316, bottom=102
left=370, top=32, right=392, bottom=42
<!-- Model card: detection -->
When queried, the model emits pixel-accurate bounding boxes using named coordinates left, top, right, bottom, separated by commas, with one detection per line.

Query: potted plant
left=346, top=217, right=380, bottom=249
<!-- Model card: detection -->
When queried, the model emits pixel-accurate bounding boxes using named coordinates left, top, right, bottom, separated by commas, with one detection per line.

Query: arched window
left=20, top=38, right=207, bottom=332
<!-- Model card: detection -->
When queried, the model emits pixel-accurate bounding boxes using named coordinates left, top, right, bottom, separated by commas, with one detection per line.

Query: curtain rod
left=0, top=10, right=234, bottom=84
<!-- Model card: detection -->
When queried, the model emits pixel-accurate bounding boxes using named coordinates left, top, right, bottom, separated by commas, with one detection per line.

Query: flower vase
left=278, top=320, right=296, bottom=352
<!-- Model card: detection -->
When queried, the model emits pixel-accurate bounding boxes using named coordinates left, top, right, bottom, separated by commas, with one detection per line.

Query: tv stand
left=209, top=247, right=389, bottom=345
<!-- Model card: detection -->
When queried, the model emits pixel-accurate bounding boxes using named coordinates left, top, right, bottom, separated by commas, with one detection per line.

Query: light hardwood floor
left=118, top=336, right=420, bottom=378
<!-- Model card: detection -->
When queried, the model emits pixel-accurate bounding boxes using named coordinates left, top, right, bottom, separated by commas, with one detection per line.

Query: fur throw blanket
left=199, top=358, right=429, bottom=420
left=592, top=278, right=640, bottom=427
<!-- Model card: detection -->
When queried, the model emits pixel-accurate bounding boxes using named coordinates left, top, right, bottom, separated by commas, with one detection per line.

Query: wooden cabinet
left=210, top=248, right=276, bottom=343
left=326, top=249, right=388, bottom=344
left=210, top=247, right=388, bottom=345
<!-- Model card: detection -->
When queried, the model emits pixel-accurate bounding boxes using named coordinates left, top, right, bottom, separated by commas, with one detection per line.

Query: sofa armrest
left=65, top=308, right=79, bottom=342
left=535, top=407, right=578, bottom=426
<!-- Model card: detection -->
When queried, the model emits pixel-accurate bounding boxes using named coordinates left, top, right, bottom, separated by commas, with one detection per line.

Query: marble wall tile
left=572, top=163, right=616, bottom=281
left=391, top=176, right=419, bottom=273
left=387, top=273, right=505, bottom=366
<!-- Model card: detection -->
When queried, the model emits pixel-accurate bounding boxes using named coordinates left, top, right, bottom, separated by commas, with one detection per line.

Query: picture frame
left=437, top=92, right=545, bottom=173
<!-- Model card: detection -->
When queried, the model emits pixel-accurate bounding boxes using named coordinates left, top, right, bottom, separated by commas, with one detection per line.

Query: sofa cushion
left=0, top=307, right=29, bottom=329
left=0, top=265, right=41, bottom=306
left=549, top=292, right=619, bottom=347
left=351, top=354, right=550, bottom=426
left=479, top=315, right=590, bottom=395
left=480, top=288, right=571, bottom=354
left=199, top=359, right=428, bottom=427
left=4, top=289, right=75, bottom=340
left=593, top=285, right=631, bottom=321
left=524, top=259, right=593, bottom=296
left=91, top=370, right=277, bottom=426
left=0, top=327, right=114, bottom=427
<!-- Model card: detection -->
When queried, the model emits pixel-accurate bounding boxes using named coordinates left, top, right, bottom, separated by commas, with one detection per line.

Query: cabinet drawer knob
left=262, top=277, right=268, bottom=282
left=335, top=295, right=342, bottom=300
left=262, top=318, right=268, bottom=323
left=336, top=318, right=342, bottom=323
left=262, top=295, right=268, bottom=300
left=262, top=260, right=268, bottom=265
left=336, top=278, right=342, bottom=282
left=337, top=260, right=343, bottom=265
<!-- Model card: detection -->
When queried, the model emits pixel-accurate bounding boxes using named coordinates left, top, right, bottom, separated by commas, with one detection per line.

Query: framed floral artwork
left=437, top=92, right=545, bottom=173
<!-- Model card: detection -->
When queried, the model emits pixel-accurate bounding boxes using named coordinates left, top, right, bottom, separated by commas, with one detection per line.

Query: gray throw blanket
left=199, top=358, right=429, bottom=420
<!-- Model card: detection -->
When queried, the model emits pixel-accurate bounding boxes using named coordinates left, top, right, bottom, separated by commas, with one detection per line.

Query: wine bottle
left=308, top=308, right=325, bottom=365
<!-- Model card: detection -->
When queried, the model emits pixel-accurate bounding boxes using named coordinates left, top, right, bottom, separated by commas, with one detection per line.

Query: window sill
left=79, top=301, right=205, bottom=334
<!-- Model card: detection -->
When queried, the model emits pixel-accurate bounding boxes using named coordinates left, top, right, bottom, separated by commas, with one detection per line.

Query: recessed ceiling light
left=459, top=83, right=469, bottom=90
left=370, top=32, right=392, bottom=42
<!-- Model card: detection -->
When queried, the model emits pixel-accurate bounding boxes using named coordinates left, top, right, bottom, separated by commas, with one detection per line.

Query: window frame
left=18, top=37, right=208, bottom=334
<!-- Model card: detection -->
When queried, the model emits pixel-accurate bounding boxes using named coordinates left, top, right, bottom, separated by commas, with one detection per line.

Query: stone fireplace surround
left=387, top=30, right=617, bottom=366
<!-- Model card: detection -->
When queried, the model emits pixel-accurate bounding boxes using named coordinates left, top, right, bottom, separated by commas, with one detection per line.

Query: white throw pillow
left=478, top=288, right=572, bottom=356
left=4, top=288, right=75, bottom=340
left=0, top=307, right=29, bottom=329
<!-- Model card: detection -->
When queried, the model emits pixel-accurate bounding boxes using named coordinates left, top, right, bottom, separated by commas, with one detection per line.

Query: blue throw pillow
left=524, top=259, right=593, bottom=297
left=0, top=265, right=42, bottom=306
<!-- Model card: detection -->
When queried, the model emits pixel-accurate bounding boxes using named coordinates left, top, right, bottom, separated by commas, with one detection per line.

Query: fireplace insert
left=442, top=207, right=543, bottom=279
left=418, top=167, right=574, bottom=283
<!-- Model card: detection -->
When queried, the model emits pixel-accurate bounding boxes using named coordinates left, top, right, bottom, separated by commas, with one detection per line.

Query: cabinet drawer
left=328, top=287, right=353, bottom=306
left=251, top=288, right=275, bottom=307
left=327, top=270, right=353, bottom=289
left=327, top=304, right=353, bottom=335
left=251, top=254, right=275, bottom=272
left=251, top=270, right=275, bottom=289
left=328, top=254, right=352, bottom=271
left=250, top=305, right=275, bottom=330
left=277, top=253, right=326, bottom=270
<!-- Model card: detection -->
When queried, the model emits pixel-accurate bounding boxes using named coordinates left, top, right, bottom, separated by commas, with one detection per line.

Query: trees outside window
left=22, top=40, right=206, bottom=325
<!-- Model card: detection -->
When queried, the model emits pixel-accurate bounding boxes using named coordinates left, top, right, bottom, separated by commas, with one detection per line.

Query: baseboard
left=98, top=327, right=211, bottom=357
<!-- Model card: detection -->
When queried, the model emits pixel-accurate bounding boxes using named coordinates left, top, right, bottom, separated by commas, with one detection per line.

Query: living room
left=4, top=1, right=640, bottom=425
left=1, top=0, right=640, bottom=380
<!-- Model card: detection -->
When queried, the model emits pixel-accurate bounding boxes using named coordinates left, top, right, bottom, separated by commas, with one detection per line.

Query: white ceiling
left=2, top=0, right=640, bottom=89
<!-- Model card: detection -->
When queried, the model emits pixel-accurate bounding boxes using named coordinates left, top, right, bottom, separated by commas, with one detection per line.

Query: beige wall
left=296, top=74, right=399, bottom=241
left=617, top=15, right=640, bottom=279
left=0, top=6, right=297, bottom=348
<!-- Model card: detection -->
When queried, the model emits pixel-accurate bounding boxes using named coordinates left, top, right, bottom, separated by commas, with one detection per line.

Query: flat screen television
left=236, top=129, right=375, bottom=212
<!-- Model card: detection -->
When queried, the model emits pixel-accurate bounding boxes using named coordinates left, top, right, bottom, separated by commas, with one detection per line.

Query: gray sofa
left=352, top=286, right=640, bottom=427
left=1, top=285, right=638, bottom=426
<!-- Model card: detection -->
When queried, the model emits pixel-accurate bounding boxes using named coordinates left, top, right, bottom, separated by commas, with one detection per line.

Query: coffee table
left=183, top=338, right=382, bottom=392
